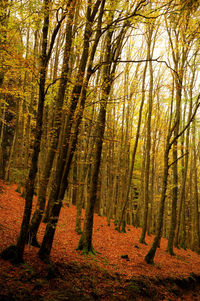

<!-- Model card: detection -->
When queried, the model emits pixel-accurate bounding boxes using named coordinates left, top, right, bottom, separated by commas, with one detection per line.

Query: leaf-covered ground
left=0, top=181, right=200, bottom=300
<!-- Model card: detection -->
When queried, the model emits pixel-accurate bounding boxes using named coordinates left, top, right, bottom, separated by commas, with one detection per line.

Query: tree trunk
left=145, top=138, right=171, bottom=264
left=192, top=119, right=200, bottom=252
left=174, top=65, right=195, bottom=248
left=117, top=60, right=146, bottom=232
left=77, top=27, right=113, bottom=254
left=140, top=24, right=154, bottom=244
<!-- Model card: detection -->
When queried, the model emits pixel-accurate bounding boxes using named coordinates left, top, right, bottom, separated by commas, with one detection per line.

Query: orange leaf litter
left=1, top=180, right=200, bottom=282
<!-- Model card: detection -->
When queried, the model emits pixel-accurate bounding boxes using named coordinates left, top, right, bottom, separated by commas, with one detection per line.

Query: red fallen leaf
left=0, top=180, right=200, bottom=300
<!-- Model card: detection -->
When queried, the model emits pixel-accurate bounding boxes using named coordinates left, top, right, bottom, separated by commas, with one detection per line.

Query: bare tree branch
left=91, top=57, right=179, bottom=76
left=169, top=94, right=200, bottom=147
left=168, top=152, right=189, bottom=168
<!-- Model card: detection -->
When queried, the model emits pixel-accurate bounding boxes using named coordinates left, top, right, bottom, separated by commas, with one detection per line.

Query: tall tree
left=77, top=26, right=114, bottom=254
left=28, top=1, right=75, bottom=247
left=139, top=22, right=155, bottom=244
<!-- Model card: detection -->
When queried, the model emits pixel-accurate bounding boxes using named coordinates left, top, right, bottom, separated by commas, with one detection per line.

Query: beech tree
left=77, top=23, right=114, bottom=254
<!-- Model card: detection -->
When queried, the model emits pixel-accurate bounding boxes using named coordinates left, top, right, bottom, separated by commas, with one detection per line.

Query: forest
left=1, top=0, right=200, bottom=299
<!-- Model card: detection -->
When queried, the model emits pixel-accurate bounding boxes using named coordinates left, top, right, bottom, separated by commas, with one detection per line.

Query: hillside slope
left=0, top=181, right=200, bottom=300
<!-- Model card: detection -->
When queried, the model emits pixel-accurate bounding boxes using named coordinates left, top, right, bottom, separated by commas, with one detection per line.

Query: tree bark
left=145, top=137, right=171, bottom=264
left=140, top=24, right=154, bottom=244
left=77, top=26, right=113, bottom=254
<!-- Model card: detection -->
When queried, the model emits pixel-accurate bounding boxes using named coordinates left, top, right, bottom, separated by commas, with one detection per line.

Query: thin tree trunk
left=117, top=60, right=146, bottom=232
left=145, top=135, right=171, bottom=264
left=174, top=67, right=195, bottom=248
left=77, top=25, right=115, bottom=254
left=192, top=119, right=200, bottom=252
left=140, top=24, right=154, bottom=244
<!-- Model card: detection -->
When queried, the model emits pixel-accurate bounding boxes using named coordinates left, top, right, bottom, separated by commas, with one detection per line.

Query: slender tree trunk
left=23, top=30, right=39, bottom=174
left=167, top=74, right=182, bottom=255
left=192, top=119, right=200, bottom=252
left=117, top=61, right=146, bottom=232
left=77, top=26, right=114, bottom=254
left=145, top=137, right=171, bottom=264
left=145, top=82, right=174, bottom=264
left=140, top=24, right=154, bottom=243
left=174, top=67, right=195, bottom=248
left=75, top=113, right=95, bottom=234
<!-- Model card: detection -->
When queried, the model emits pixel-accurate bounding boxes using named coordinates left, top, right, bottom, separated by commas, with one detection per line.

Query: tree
left=77, top=26, right=114, bottom=254
left=28, top=1, right=75, bottom=247
left=139, top=21, right=156, bottom=244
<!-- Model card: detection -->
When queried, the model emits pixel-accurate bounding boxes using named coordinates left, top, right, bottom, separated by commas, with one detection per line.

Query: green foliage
left=9, top=168, right=28, bottom=185
left=21, top=263, right=36, bottom=279
left=113, top=219, right=118, bottom=226
left=128, top=277, right=155, bottom=299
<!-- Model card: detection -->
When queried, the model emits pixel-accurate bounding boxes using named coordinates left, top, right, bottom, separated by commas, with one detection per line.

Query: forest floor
left=0, top=181, right=200, bottom=300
